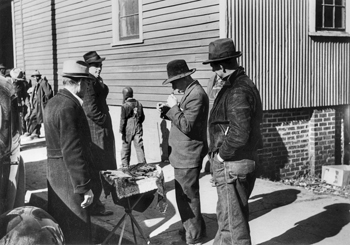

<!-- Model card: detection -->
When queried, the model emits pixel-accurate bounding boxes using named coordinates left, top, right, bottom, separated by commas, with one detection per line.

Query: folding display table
left=100, top=165, right=166, bottom=245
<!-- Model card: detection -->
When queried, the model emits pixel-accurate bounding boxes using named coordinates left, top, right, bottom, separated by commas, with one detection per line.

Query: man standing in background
left=82, top=51, right=116, bottom=216
left=27, top=70, right=53, bottom=139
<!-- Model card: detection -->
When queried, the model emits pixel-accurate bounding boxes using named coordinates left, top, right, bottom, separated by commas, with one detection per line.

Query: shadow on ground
left=249, top=189, right=301, bottom=221
left=258, top=203, right=350, bottom=245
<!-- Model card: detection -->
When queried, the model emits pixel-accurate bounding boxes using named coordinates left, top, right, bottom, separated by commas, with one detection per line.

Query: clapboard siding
left=13, top=0, right=54, bottom=82
left=233, top=0, right=350, bottom=110
left=48, top=0, right=220, bottom=107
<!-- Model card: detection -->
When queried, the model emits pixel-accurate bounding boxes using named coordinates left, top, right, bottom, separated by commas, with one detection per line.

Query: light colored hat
left=0, top=63, right=6, bottom=69
left=10, top=68, right=25, bottom=80
left=61, top=60, right=92, bottom=79
left=31, top=70, right=42, bottom=77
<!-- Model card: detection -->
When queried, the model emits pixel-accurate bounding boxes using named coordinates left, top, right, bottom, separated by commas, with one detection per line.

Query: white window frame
left=309, top=0, right=350, bottom=37
left=111, top=0, right=143, bottom=46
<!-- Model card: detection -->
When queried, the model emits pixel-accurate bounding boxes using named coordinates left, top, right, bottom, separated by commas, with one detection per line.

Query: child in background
left=119, top=87, right=146, bottom=168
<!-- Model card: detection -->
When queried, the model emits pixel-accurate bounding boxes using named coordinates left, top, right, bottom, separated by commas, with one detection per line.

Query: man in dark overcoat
left=82, top=51, right=116, bottom=216
left=44, top=60, right=94, bottom=244
left=158, top=59, right=209, bottom=245
left=27, top=70, right=53, bottom=138
left=203, top=38, right=263, bottom=245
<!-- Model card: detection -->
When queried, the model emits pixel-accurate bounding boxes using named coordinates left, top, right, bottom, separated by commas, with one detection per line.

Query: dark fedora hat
left=83, top=51, right=106, bottom=64
left=61, top=60, right=92, bottom=79
left=163, top=59, right=196, bottom=85
left=202, top=38, right=242, bottom=64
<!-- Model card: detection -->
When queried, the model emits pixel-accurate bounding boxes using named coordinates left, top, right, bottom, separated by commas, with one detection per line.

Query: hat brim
left=31, top=74, right=41, bottom=77
left=162, top=68, right=196, bottom=85
left=202, top=52, right=242, bottom=65
left=61, top=73, right=93, bottom=80
left=86, top=57, right=106, bottom=64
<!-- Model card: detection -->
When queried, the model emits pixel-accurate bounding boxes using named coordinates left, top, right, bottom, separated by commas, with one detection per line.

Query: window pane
left=334, top=0, right=343, bottom=5
left=119, top=0, right=139, bottom=40
left=335, top=6, right=344, bottom=28
left=324, top=6, right=334, bottom=27
left=325, top=0, right=334, bottom=5
left=316, top=0, right=323, bottom=29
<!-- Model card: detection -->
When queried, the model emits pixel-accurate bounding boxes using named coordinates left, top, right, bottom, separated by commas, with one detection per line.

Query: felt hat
left=0, top=63, right=6, bottom=69
left=61, top=60, right=91, bottom=79
left=163, top=59, right=196, bottom=85
left=31, top=70, right=42, bottom=77
left=202, top=38, right=242, bottom=65
left=83, top=51, right=105, bottom=64
left=10, top=68, right=25, bottom=80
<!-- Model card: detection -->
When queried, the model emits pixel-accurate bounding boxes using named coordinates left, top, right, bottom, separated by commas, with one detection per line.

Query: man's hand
left=167, top=93, right=178, bottom=108
left=81, top=189, right=94, bottom=209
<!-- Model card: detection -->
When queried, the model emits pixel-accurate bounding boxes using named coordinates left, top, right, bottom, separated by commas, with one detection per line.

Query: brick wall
left=258, top=107, right=345, bottom=180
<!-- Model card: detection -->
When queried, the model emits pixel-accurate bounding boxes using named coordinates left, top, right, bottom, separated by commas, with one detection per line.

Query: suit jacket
left=82, top=75, right=116, bottom=170
left=166, top=80, right=209, bottom=168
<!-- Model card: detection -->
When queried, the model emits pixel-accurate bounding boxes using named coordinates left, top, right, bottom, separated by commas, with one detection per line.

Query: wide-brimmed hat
left=0, top=63, right=6, bottom=69
left=163, top=59, right=196, bottom=85
left=31, top=70, right=42, bottom=77
left=83, top=51, right=105, bottom=64
left=202, top=38, right=242, bottom=64
left=61, top=60, right=92, bottom=79
left=10, top=68, right=25, bottom=80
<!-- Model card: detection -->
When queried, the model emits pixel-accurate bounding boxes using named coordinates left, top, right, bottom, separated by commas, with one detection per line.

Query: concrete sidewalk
left=20, top=138, right=350, bottom=245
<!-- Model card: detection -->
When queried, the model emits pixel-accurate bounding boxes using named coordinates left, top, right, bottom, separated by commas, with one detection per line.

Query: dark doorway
left=0, top=0, right=14, bottom=68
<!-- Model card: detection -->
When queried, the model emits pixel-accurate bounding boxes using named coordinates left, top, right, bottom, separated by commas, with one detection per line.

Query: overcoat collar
left=179, top=80, right=199, bottom=105
left=59, top=88, right=83, bottom=107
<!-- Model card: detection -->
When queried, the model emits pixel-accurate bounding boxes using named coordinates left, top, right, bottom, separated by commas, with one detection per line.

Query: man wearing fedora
left=158, top=59, right=208, bottom=245
left=44, top=60, right=94, bottom=244
left=26, top=69, right=53, bottom=139
left=203, top=38, right=263, bottom=245
left=82, top=51, right=116, bottom=216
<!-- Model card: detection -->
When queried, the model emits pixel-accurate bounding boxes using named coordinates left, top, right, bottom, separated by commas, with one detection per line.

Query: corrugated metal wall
left=232, top=0, right=350, bottom=110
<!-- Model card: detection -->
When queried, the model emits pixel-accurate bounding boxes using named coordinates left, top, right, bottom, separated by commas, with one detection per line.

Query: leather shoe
left=90, top=209, right=113, bottom=216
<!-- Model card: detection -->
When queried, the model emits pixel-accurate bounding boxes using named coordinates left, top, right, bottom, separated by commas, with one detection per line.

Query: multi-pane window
left=309, top=0, right=350, bottom=36
left=119, top=0, right=139, bottom=40
left=111, top=0, right=143, bottom=45
left=316, top=0, right=346, bottom=31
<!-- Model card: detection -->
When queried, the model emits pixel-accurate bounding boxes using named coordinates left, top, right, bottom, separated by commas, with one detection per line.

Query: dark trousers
left=174, top=167, right=205, bottom=244
left=89, top=169, right=105, bottom=212
left=211, top=155, right=256, bottom=245
left=121, top=131, right=146, bottom=167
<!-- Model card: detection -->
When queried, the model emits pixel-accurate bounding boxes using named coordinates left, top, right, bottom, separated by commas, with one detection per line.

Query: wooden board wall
left=13, top=0, right=55, bottom=83
left=54, top=0, right=220, bottom=107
